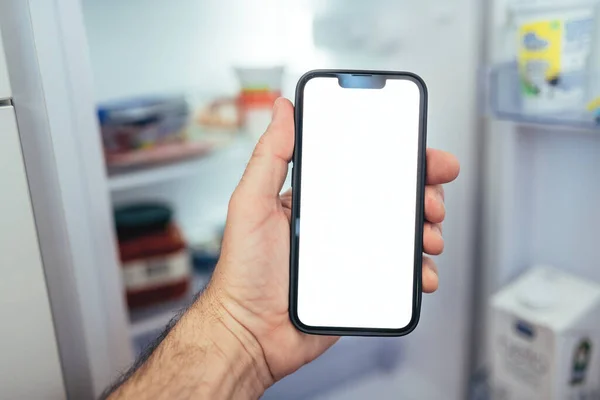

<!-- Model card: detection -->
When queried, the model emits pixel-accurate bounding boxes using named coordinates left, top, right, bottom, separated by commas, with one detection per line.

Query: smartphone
left=289, top=70, right=427, bottom=336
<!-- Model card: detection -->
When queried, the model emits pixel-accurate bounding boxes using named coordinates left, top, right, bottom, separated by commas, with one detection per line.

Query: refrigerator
left=0, top=0, right=485, bottom=399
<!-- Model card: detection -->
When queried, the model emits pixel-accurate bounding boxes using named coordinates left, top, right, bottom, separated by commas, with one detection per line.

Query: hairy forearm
left=107, top=287, right=273, bottom=400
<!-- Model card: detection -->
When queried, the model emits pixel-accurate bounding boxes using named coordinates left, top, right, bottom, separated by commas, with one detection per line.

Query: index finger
left=426, top=148, right=460, bottom=185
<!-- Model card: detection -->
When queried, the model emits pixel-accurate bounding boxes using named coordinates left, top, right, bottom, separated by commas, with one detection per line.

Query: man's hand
left=106, top=98, right=459, bottom=400
left=209, top=98, right=459, bottom=385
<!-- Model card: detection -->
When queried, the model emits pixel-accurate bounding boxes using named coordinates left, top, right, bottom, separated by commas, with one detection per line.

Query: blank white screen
left=296, top=76, right=421, bottom=330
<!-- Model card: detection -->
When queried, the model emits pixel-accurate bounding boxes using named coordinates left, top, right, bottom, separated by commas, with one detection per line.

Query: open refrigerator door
left=480, top=0, right=600, bottom=399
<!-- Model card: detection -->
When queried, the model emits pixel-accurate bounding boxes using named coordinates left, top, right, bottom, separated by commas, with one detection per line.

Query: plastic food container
left=511, top=1, right=596, bottom=113
left=234, top=66, right=284, bottom=92
left=114, top=203, right=192, bottom=309
left=235, top=66, right=283, bottom=141
left=191, top=67, right=284, bottom=142
left=98, top=95, right=190, bottom=155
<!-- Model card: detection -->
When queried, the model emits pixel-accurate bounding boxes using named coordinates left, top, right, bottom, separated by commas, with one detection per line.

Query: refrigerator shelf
left=488, top=62, right=600, bottom=132
left=106, top=141, right=214, bottom=175
left=108, top=135, right=255, bottom=192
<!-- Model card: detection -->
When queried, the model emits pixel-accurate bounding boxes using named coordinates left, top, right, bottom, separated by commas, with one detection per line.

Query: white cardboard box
left=490, top=266, right=600, bottom=400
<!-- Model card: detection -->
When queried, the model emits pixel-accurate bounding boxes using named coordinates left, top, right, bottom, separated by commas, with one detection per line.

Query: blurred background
left=1, top=0, right=600, bottom=399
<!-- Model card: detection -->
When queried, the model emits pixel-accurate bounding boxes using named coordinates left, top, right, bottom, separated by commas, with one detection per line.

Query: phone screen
left=294, top=74, right=425, bottom=332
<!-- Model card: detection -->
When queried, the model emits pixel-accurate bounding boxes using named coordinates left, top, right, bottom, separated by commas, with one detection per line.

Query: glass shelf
left=108, top=135, right=255, bottom=192
left=488, top=62, right=600, bottom=131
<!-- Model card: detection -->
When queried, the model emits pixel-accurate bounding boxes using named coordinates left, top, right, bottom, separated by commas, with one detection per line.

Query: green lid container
left=114, top=203, right=172, bottom=240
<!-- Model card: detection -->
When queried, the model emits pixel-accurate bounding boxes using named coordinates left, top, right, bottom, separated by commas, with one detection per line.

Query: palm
left=215, top=188, right=337, bottom=380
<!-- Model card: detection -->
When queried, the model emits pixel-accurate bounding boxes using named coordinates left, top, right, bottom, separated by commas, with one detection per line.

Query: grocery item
left=235, top=66, right=284, bottom=92
left=586, top=97, right=600, bottom=123
left=489, top=265, right=600, bottom=400
left=114, top=203, right=192, bottom=309
left=98, top=95, right=191, bottom=163
left=196, top=97, right=241, bottom=132
left=235, top=67, right=283, bottom=141
left=194, top=66, right=283, bottom=142
left=512, top=2, right=596, bottom=113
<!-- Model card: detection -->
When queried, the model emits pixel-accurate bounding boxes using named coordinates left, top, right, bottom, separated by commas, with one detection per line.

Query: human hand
left=204, top=97, right=460, bottom=389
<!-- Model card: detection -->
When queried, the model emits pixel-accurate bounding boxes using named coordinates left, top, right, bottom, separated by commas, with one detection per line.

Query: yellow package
left=513, top=5, right=594, bottom=113
left=518, top=19, right=562, bottom=91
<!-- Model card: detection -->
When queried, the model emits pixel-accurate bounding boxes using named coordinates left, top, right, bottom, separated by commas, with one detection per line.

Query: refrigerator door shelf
left=0, top=30, right=11, bottom=100
left=488, top=62, right=600, bottom=132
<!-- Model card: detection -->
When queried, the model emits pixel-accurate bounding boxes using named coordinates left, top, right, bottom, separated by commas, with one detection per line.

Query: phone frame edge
left=288, top=69, right=428, bottom=337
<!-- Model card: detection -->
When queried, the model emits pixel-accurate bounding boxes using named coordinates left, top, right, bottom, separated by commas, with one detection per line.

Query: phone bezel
left=289, top=69, right=428, bottom=336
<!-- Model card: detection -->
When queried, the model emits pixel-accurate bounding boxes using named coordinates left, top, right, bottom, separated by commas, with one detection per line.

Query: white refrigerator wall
left=82, top=0, right=481, bottom=398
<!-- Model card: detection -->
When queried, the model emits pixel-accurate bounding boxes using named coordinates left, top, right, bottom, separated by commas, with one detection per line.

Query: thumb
left=236, top=97, right=295, bottom=199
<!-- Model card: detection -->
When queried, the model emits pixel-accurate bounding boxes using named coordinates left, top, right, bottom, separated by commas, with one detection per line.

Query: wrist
left=180, top=285, right=274, bottom=398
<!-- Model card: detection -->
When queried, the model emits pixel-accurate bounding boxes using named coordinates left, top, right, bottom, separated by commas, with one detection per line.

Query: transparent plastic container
left=234, top=66, right=284, bottom=92
left=235, top=66, right=283, bottom=141
left=488, top=62, right=600, bottom=130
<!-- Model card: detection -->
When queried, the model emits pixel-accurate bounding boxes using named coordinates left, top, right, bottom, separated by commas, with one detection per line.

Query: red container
left=119, top=224, right=191, bottom=309
left=114, top=204, right=191, bottom=309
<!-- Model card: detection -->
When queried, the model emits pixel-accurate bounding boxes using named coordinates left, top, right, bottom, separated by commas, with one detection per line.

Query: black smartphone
left=289, top=70, right=427, bottom=336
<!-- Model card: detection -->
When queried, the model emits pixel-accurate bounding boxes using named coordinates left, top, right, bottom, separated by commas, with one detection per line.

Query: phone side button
left=291, top=166, right=295, bottom=187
